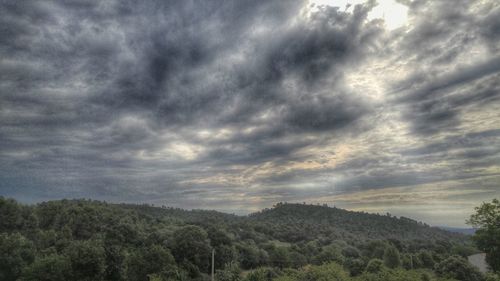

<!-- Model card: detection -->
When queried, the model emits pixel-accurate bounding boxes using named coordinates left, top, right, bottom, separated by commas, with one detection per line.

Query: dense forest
left=1, top=197, right=498, bottom=281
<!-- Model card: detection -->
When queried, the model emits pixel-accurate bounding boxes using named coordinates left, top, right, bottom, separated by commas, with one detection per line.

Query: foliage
left=171, top=225, right=212, bottom=276
left=365, top=259, right=384, bottom=274
left=125, top=244, right=176, bottom=281
left=244, top=267, right=280, bottom=281
left=435, top=255, right=484, bottom=281
left=216, top=262, right=242, bottom=281
left=484, top=273, right=500, bottom=281
left=273, top=263, right=350, bottom=281
left=0, top=197, right=485, bottom=281
left=344, top=258, right=365, bottom=276
left=20, top=254, right=72, bottom=281
left=65, top=240, right=106, bottom=281
left=313, top=244, right=345, bottom=265
left=417, top=250, right=435, bottom=269
left=468, top=198, right=500, bottom=273
left=0, top=233, right=35, bottom=281
left=383, top=245, right=401, bottom=269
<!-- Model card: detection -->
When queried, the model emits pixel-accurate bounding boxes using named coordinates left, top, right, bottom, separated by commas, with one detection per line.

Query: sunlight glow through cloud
left=308, top=0, right=408, bottom=30
left=1, top=0, right=499, bottom=227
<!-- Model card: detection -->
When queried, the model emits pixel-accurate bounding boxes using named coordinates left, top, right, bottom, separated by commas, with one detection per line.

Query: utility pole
left=211, top=248, right=215, bottom=281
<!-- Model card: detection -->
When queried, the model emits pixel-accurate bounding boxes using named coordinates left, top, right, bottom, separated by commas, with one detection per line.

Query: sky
left=1, top=0, right=499, bottom=227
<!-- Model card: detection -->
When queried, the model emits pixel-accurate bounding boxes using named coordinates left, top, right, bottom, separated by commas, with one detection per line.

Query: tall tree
left=21, top=254, right=72, bottom=281
left=468, top=198, right=500, bottom=273
left=383, top=245, right=401, bottom=269
left=435, top=255, right=483, bottom=281
left=0, top=233, right=35, bottom=281
left=65, top=240, right=106, bottom=281
left=171, top=225, right=212, bottom=275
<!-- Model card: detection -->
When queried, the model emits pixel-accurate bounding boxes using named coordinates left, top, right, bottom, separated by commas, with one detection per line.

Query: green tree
left=216, top=262, right=241, bottom=281
left=288, top=250, right=307, bottom=268
left=365, top=259, right=384, bottom=273
left=417, top=250, right=435, bottom=269
left=313, top=244, right=345, bottom=265
left=21, top=254, right=72, bottom=281
left=103, top=244, right=125, bottom=281
left=238, top=244, right=266, bottom=269
left=468, top=198, right=500, bottom=273
left=171, top=225, right=212, bottom=275
left=383, top=245, right=401, bottom=269
left=0, top=197, right=23, bottom=232
left=364, top=240, right=388, bottom=259
left=401, top=253, right=417, bottom=270
left=0, top=233, right=35, bottom=281
left=65, top=240, right=106, bottom=281
left=214, top=244, right=238, bottom=270
left=301, top=262, right=350, bottom=281
left=420, top=272, right=432, bottom=281
left=435, top=255, right=483, bottom=281
left=267, top=245, right=290, bottom=269
left=344, top=258, right=365, bottom=276
left=125, top=244, right=176, bottom=281
left=342, top=246, right=361, bottom=259
left=243, top=267, right=280, bottom=281
left=484, top=273, right=500, bottom=281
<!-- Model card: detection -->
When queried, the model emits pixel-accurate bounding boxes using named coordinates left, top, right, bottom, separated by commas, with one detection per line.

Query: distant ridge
left=246, top=202, right=467, bottom=242
left=437, top=226, right=476, bottom=235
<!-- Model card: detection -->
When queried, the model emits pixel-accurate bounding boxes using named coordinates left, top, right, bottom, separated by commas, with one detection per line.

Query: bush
left=417, top=250, right=435, bottom=269
left=468, top=198, right=500, bottom=273
left=273, top=263, right=350, bottom=281
left=21, top=254, right=72, bottom=281
left=435, top=255, right=483, bottom=281
left=216, top=262, right=241, bottom=281
left=243, top=267, right=280, bottom=281
left=420, top=272, right=432, bottom=281
left=0, top=233, right=35, bottom=281
left=313, top=244, right=345, bottom=265
left=344, top=258, right=365, bottom=276
left=366, top=259, right=385, bottom=273
left=125, top=245, right=176, bottom=281
left=65, top=240, right=106, bottom=281
left=384, top=246, right=401, bottom=269
left=485, top=273, right=500, bottom=281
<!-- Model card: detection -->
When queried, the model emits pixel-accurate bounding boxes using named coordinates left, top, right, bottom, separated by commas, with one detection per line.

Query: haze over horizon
left=1, top=0, right=499, bottom=227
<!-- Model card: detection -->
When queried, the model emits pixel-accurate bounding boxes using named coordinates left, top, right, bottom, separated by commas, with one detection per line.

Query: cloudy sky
left=1, top=0, right=499, bottom=226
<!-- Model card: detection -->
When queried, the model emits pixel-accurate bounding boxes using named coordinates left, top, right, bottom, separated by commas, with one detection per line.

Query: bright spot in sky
left=308, top=0, right=409, bottom=30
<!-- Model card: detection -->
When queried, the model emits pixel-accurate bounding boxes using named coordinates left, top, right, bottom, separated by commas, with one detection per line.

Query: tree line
left=0, top=197, right=498, bottom=281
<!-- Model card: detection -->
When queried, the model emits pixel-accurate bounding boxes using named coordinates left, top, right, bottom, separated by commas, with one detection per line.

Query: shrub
left=435, top=255, right=483, bottom=281
left=366, top=259, right=385, bottom=273
left=384, top=246, right=401, bottom=269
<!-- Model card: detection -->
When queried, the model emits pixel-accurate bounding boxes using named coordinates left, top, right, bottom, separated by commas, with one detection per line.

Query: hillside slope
left=0, top=197, right=479, bottom=281
left=248, top=203, right=465, bottom=243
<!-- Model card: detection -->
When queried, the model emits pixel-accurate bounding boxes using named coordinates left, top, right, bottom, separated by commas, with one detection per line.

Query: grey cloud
left=389, top=0, right=500, bottom=136
left=284, top=94, right=369, bottom=132
left=0, top=0, right=499, bottom=225
left=0, top=0, right=381, bottom=203
left=396, top=57, right=500, bottom=103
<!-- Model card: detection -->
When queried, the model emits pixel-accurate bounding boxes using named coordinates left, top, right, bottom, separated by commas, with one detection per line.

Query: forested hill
left=118, top=202, right=242, bottom=225
left=248, top=203, right=464, bottom=243
left=119, top=201, right=466, bottom=244
left=1, top=197, right=481, bottom=281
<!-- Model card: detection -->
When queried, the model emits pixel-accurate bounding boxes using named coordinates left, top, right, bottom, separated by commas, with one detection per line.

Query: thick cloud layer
left=1, top=0, right=499, bottom=226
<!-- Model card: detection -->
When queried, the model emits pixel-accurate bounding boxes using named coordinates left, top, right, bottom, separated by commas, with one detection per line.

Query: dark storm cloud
left=323, top=13, right=500, bottom=208
left=0, top=0, right=382, bottom=203
left=1, top=0, right=499, bottom=220
left=397, top=70, right=500, bottom=135
left=402, top=129, right=500, bottom=157
left=396, top=57, right=500, bottom=103
left=390, top=0, right=500, bottom=135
